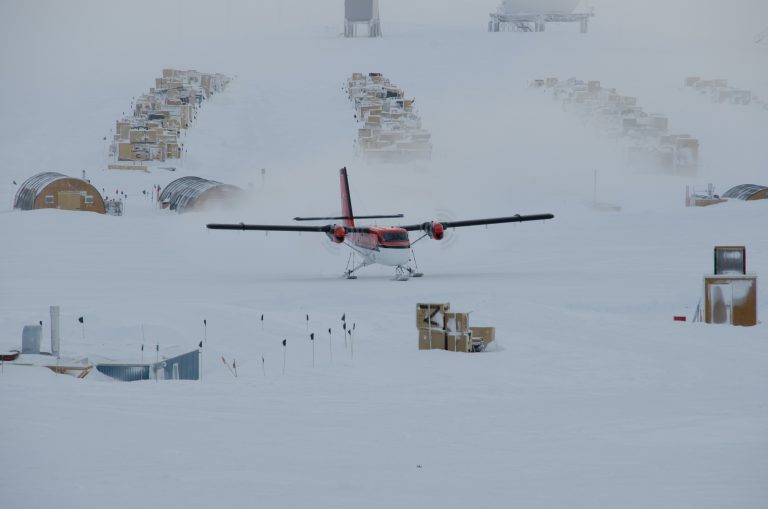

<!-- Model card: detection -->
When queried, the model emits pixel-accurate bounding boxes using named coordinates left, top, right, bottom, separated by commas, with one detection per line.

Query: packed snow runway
left=1, top=1, right=768, bottom=507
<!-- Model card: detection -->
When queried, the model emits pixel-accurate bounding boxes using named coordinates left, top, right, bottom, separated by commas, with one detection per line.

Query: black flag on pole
left=310, top=333, right=314, bottom=341
left=78, top=316, right=84, bottom=324
left=199, top=341, right=203, bottom=348
left=341, top=313, right=346, bottom=322
left=282, top=339, right=286, bottom=347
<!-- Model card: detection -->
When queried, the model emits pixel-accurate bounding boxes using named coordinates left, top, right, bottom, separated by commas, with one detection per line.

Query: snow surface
left=1, top=1, right=768, bottom=508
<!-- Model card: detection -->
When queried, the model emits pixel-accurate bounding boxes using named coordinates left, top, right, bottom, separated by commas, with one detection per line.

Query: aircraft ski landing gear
left=408, top=249, right=423, bottom=277
left=393, top=267, right=409, bottom=281
left=407, top=267, right=423, bottom=278
left=343, top=252, right=365, bottom=280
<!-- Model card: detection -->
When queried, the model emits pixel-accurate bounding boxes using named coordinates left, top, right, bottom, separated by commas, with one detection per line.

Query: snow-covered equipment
left=685, top=184, right=725, bottom=207
left=105, top=198, right=123, bottom=216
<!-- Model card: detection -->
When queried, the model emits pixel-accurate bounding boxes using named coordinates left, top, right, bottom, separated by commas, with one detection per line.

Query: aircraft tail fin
left=340, top=167, right=354, bottom=227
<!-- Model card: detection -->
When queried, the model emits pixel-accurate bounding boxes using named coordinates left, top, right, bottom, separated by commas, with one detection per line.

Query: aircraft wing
left=206, top=223, right=373, bottom=233
left=400, top=213, right=554, bottom=231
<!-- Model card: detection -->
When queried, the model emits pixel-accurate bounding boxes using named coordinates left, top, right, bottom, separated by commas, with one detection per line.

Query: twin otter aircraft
left=207, top=168, right=554, bottom=280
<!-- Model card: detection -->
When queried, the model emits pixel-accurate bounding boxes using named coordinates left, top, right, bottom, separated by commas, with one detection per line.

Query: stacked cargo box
left=347, top=72, right=432, bottom=163
left=109, top=69, right=231, bottom=164
left=416, top=303, right=495, bottom=353
left=684, top=77, right=766, bottom=109
left=533, top=77, right=699, bottom=172
left=417, top=302, right=450, bottom=350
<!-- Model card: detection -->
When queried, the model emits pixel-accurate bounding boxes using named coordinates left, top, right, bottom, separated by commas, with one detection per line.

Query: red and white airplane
left=207, top=168, right=554, bottom=280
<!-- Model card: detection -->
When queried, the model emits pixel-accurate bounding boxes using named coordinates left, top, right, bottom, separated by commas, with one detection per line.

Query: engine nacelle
left=329, top=224, right=346, bottom=244
left=423, top=221, right=444, bottom=240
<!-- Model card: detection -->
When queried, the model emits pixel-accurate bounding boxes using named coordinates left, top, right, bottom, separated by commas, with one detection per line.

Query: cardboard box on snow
left=443, top=312, right=469, bottom=333
left=416, top=303, right=450, bottom=329
left=446, top=332, right=471, bottom=352
left=469, top=327, right=495, bottom=346
left=418, top=329, right=446, bottom=350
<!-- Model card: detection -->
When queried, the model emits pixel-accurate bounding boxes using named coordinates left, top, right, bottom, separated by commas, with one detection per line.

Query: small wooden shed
left=13, top=172, right=106, bottom=213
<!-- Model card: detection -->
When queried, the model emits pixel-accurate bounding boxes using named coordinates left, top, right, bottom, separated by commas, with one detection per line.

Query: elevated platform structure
left=344, top=0, right=382, bottom=38
left=489, top=11, right=593, bottom=33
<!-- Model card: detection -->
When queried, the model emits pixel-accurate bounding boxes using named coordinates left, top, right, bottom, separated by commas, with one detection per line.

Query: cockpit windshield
left=381, top=231, right=409, bottom=243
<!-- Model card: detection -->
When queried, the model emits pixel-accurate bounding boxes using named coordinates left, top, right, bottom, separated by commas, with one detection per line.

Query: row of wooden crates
left=416, top=303, right=495, bottom=353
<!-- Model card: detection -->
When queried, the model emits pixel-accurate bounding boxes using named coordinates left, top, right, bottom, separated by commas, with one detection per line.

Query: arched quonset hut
left=723, top=184, right=768, bottom=201
left=159, top=176, right=245, bottom=213
left=13, top=172, right=106, bottom=213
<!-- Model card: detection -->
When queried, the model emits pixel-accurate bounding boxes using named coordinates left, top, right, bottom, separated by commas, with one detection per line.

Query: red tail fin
left=340, top=167, right=354, bottom=227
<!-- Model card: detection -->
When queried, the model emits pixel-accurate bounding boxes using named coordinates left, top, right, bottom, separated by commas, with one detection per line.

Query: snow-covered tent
left=13, top=172, right=106, bottom=213
left=159, top=176, right=245, bottom=213
left=723, top=184, right=768, bottom=201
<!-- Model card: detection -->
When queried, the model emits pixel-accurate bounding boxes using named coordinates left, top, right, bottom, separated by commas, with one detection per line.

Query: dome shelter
left=159, top=176, right=245, bottom=213
left=723, top=184, right=768, bottom=201
left=13, top=172, right=106, bottom=213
